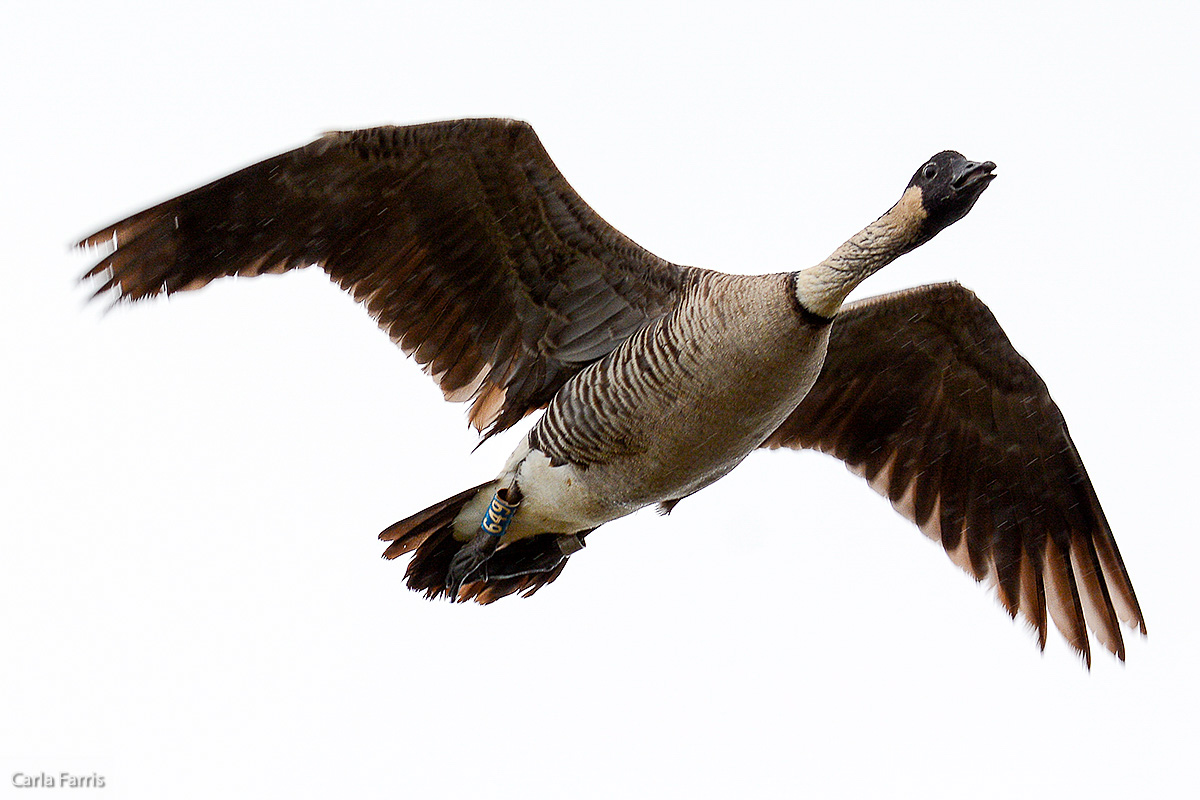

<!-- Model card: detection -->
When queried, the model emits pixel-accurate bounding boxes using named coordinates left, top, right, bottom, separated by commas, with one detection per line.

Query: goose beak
left=951, top=160, right=997, bottom=193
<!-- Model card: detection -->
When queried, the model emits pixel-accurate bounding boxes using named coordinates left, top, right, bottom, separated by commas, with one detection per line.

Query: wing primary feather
left=1042, top=536, right=1091, bottom=666
left=1069, top=536, right=1126, bottom=661
left=1017, top=542, right=1049, bottom=650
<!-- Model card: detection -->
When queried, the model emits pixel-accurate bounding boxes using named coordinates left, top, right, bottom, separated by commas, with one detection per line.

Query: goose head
left=901, top=151, right=997, bottom=250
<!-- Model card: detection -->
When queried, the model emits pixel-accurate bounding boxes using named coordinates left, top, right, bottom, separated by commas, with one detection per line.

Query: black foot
left=445, top=531, right=498, bottom=601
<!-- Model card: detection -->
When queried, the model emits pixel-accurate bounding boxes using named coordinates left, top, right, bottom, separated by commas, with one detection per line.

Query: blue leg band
left=480, top=492, right=520, bottom=538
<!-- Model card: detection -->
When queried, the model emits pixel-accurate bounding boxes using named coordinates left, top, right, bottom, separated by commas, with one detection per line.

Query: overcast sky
left=3, top=2, right=1198, bottom=797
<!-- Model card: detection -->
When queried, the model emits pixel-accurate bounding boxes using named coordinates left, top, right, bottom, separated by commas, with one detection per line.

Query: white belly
left=452, top=436, right=623, bottom=541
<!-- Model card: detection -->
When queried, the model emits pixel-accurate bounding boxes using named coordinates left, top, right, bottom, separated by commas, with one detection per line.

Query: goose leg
left=445, top=486, right=522, bottom=601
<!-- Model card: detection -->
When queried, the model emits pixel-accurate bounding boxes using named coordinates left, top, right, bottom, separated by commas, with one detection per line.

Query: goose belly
left=594, top=323, right=830, bottom=507
left=506, top=292, right=831, bottom=532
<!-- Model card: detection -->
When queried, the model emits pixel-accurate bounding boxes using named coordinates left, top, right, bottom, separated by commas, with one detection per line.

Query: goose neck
left=792, top=186, right=927, bottom=319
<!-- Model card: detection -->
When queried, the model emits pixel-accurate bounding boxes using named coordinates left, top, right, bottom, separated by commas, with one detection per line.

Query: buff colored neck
left=793, top=185, right=928, bottom=319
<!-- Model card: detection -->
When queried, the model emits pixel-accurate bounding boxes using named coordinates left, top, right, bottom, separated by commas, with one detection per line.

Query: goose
left=79, top=118, right=1145, bottom=666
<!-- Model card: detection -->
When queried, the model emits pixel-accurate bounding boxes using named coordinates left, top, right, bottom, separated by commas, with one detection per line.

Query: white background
left=3, top=2, right=1197, bottom=797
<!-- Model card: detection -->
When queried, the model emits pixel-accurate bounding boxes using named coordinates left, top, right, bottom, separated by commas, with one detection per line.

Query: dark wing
left=762, top=282, right=1145, bottom=665
left=79, top=119, right=692, bottom=436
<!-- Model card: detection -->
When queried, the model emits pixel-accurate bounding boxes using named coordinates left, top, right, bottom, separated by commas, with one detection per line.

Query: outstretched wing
left=79, top=118, right=692, bottom=436
left=763, top=282, right=1145, bottom=665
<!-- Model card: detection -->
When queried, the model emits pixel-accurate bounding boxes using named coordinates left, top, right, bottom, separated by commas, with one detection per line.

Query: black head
left=906, top=150, right=996, bottom=246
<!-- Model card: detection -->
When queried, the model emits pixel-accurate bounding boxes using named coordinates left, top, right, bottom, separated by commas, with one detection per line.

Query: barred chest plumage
left=513, top=271, right=832, bottom=526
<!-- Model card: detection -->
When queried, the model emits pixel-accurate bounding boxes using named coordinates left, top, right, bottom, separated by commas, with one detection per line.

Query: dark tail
left=379, top=483, right=586, bottom=604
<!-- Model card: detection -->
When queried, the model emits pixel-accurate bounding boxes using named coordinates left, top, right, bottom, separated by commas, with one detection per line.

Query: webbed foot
left=445, top=530, right=498, bottom=601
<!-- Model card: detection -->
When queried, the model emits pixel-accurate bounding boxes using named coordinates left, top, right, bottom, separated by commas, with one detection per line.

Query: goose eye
left=922, top=163, right=938, bottom=181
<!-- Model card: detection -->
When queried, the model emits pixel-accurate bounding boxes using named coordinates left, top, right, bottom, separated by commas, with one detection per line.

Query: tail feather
left=379, top=484, right=585, bottom=603
left=379, top=482, right=490, bottom=558
left=407, top=524, right=467, bottom=599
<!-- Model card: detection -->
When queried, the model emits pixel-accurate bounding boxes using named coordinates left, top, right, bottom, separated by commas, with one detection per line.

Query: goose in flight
left=79, top=118, right=1145, bottom=665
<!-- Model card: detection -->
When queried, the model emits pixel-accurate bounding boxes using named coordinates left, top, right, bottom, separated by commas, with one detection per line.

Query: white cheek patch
left=891, top=186, right=929, bottom=236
